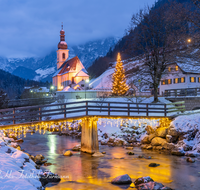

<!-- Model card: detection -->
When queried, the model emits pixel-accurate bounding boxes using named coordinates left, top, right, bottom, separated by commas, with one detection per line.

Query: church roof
left=75, top=69, right=89, bottom=77
left=58, top=56, right=80, bottom=75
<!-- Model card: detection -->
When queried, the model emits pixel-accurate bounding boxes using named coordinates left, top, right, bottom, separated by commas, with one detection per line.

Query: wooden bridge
left=0, top=100, right=183, bottom=154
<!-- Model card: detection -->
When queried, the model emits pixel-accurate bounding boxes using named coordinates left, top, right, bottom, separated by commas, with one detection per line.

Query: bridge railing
left=0, top=100, right=169, bottom=125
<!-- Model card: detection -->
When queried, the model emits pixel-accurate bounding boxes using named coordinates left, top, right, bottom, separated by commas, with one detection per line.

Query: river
left=19, top=132, right=200, bottom=190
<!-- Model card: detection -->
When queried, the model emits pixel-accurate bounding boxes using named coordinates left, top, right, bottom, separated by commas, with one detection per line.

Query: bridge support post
left=81, top=117, right=99, bottom=154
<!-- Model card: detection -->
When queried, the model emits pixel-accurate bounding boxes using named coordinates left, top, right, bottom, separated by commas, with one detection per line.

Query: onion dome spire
left=58, top=23, right=68, bottom=49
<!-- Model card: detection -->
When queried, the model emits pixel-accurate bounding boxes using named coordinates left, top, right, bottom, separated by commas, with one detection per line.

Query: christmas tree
left=112, top=53, right=129, bottom=96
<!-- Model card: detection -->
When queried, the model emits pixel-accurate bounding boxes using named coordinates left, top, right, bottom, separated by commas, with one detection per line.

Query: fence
left=164, top=88, right=200, bottom=97
left=0, top=100, right=184, bottom=126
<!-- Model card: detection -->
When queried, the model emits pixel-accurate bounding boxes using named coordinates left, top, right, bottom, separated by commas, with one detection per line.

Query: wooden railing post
left=164, top=104, right=167, bottom=117
left=86, top=101, right=88, bottom=116
left=64, top=104, right=66, bottom=118
left=39, top=107, right=41, bottom=121
left=146, top=104, right=149, bottom=116
left=13, top=108, right=15, bottom=124
left=108, top=103, right=110, bottom=116
left=128, top=103, right=130, bottom=116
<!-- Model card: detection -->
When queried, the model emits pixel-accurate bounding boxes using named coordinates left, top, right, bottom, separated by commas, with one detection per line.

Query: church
left=52, top=25, right=89, bottom=91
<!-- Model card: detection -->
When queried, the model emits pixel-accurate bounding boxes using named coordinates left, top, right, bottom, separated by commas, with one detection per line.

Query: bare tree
left=128, top=2, right=188, bottom=102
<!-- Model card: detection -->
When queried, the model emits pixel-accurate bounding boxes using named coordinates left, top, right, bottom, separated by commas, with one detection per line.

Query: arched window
left=62, top=53, right=65, bottom=59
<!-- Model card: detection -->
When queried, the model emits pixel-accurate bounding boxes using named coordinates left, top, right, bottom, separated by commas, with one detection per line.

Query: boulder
left=134, top=176, right=154, bottom=186
left=146, top=145, right=153, bottom=150
left=166, top=135, right=172, bottom=143
left=171, top=149, right=185, bottom=156
left=15, top=139, right=24, bottom=143
left=168, top=128, right=179, bottom=137
left=113, top=139, right=124, bottom=146
left=108, top=137, right=115, bottom=143
left=126, top=147, right=133, bottom=150
left=72, top=144, right=81, bottom=151
left=163, top=143, right=175, bottom=150
left=102, top=152, right=106, bottom=154
left=92, top=152, right=104, bottom=157
left=35, top=154, right=45, bottom=161
left=39, top=172, right=61, bottom=186
left=156, top=127, right=169, bottom=138
left=145, top=125, right=155, bottom=135
left=186, top=157, right=195, bottom=163
left=63, top=150, right=73, bottom=156
left=111, top=174, right=132, bottom=185
left=149, top=163, right=160, bottom=167
left=127, top=152, right=134, bottom=155
left=148, top=134, right=156, bottom=142
left=151, top=137, right=167, bottom=146
left=137, top=182, right=164, bottom=190
left=141, top=135, right=151, bottom=144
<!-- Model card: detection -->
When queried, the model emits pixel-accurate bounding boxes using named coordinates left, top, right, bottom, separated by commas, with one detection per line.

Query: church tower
left=56, top=24, right=69, bottom=69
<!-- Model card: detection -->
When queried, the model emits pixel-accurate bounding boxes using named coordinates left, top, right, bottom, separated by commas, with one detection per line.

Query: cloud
left=0, top=0, right=155, bottom=58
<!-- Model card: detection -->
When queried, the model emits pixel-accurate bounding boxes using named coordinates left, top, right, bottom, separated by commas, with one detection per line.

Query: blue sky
left=0, top=0, right=156, bottom=58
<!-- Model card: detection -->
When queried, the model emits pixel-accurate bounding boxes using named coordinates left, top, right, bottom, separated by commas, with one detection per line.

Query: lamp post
left=50, top=85, right=55, bottom=96
left=85, top=79, right=89, bottom=99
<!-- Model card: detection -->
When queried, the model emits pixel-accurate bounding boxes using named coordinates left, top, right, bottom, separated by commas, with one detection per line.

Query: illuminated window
left=168, top=67, right=171, bottom=72
left=175, top=66, right=178, bottom=71
left=174, top=78, right=178, bottom=83
left=181, top=77, right=185, bottom=83
left=190, top=77, right=196, bottom=83
left=161, top=80, right=165, bottom=85
left=168, top=79, right=171, bottom=84
left=198, top=77, right=200, bottom=83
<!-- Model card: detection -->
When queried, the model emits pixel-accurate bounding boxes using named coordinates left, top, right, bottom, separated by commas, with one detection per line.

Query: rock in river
left=63, top=150, right=73, bottom=156
left=148, top=163, right=160, bottom=167
left=111, top=174, right=132, bottom=184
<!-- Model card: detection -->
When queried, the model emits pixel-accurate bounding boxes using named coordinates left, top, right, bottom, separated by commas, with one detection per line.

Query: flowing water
left=20, top=132, right=200, bottom=190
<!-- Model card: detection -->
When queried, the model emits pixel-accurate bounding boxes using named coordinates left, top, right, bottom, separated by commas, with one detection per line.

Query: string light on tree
left=112, top=53, right=129, bottom=96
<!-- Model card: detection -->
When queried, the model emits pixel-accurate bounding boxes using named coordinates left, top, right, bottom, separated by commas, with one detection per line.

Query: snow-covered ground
left=0, top=132, right=43, bottom=190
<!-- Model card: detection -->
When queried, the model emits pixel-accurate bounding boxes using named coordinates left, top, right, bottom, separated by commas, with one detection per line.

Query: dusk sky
left=0, top=0, right=156, bottom=58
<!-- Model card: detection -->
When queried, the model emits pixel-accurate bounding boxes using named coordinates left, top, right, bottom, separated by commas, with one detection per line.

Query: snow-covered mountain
left=0, top=37, right=118, bottom=82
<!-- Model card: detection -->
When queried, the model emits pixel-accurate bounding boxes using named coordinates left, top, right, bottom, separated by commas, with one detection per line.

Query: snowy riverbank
left=0, top=131, right=44, bottom=190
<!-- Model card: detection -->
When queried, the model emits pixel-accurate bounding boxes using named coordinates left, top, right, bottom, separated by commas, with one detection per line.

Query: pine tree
left=112, top=53, right=129, bottom=96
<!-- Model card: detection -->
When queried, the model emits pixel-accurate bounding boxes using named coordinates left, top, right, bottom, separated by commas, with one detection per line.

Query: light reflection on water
left=20, top=132, right=200, bottom=190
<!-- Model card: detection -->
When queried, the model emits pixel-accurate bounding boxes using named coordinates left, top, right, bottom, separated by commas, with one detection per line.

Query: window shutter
left=184, top=77, right=185, bottom=83
left=178, top=78, right=181, bottom=83
left=170, top=79, right=172, bottom=84
left=194, top=77, right=196, bottom=82
left=174, top=78, right=175, bottom=83
left=165, top=79, right=168, bottom=84
left=190, top=77, right=191, bottom=82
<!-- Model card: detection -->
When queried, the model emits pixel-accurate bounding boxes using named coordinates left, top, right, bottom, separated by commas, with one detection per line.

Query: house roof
left=166, top=47, right=200, bottom=74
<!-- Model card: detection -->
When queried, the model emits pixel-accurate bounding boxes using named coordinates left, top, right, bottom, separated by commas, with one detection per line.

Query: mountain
left=0, top=37, right=118, bottom=82
left=0, top=69, right=48, bottom=99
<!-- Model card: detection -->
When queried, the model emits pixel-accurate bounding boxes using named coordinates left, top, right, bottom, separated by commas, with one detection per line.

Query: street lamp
left=187, top=38, right=191, bottom=43
left=85, top=79, right=90, bottom=99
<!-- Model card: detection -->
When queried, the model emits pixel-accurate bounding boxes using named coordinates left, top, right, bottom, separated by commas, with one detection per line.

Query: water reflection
left=20, top=132, right=200, bottom=190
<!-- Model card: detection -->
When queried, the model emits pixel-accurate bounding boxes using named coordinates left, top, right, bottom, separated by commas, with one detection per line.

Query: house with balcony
left=159, top=59, right=200, bottom=96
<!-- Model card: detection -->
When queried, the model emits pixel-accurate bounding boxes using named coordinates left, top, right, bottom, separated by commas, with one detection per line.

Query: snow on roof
left=75, top=70, right=89, bottom=77
left=176, top=57, right=200, bottom=74
left=89, top=68, right=114, bottom=90
left=63, top=86, right=75, bottom=92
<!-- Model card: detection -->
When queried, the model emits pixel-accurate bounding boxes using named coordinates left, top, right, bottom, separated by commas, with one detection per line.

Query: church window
left=62, top=53, right=65, bottom=59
